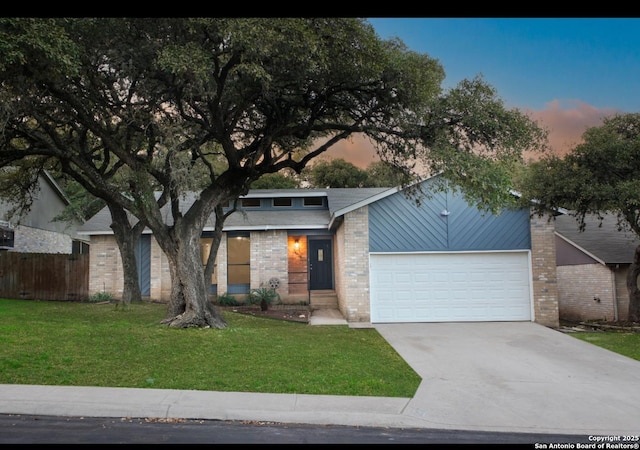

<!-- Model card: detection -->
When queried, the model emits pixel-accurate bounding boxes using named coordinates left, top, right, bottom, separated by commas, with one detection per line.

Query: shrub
left=216, top=292, right=241, bottom=306
left=248, top=287, right=281, bottom=311
left=88, top=291, right=115, bottom=303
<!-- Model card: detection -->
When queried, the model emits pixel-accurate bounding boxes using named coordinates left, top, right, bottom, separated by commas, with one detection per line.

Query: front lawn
left=0, top=298, right=421, bottom=397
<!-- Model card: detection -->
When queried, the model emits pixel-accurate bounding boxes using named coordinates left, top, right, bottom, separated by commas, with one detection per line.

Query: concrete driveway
left=373, top=321, right=640, bottom=436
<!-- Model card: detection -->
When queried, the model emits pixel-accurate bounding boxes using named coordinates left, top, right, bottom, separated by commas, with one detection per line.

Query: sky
left=325, top=17, right=640, bottom=167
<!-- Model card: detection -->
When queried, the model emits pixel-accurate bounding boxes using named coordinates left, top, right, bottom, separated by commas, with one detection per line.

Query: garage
left=369, top=251, right=532, bottom=323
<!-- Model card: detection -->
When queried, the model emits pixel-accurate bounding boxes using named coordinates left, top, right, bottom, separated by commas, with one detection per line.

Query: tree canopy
left=521, top=113, right=640, bottom=234
left=0, top=18, right=547, bottom=328
left=518, top=113, right=640, bottom=321
left=302, top=158, right=409, bottom=188
left=304, top=158, right=369, bottom=188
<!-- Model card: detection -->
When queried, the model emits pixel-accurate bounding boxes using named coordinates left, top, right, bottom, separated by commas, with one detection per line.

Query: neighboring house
left=554, top=213, right=639, bottom=322
left=78, top=175, right=560, bottom=327
left=0, top=170, right=88, bottom=254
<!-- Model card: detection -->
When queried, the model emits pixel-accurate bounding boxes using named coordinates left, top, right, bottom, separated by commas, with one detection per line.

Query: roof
left=77, top=187, right=393, bottom=235
left=554, top=213, right=640, bottom=264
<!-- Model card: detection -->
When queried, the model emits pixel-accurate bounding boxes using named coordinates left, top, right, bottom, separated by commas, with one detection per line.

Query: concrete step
left=309, top=290, right=338, bottom=310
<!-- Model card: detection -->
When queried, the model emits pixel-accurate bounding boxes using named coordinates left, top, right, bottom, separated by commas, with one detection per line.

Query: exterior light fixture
left=440, top=210, right=450, bottom=217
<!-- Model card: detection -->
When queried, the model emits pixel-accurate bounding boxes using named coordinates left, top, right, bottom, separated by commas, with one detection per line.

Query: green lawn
left=0, top=298, right=421, bottom=397
left=3, top=298, right=636, bottom=399
left=568, top=330, right=640, bottom=361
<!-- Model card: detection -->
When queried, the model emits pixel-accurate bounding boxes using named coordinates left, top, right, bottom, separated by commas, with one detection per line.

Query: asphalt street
left=0, top=414, right=596, bottom=445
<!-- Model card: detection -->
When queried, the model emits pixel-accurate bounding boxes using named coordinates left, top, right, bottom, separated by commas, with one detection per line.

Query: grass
left=0, top=298, right=421, bottom=397
left=568, top=330, right=640, bottom=361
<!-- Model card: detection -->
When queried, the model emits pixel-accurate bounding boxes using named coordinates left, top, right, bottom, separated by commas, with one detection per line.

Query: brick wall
left=557, top=263, right=616, bottom=322
left=88, top=235, right=123, bottom=298
left=149, top=236, right=171, bottom=301
left=250, top=229, right=289, bottom=298
left=89, top=231, right=293, bottom=303
left=336, top=206, right=371, bottom=322
left=530, top=212, right=560, bottom=328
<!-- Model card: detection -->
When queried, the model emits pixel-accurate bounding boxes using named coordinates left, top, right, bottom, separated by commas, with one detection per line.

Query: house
left=554, top=213, right=639, bottom=322
left=78, top=175, right=560, bottom=327
left=0, top=170, right=88, bottom=254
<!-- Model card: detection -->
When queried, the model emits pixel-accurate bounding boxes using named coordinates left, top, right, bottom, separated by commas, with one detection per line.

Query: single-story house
left=554, top=213, right=639, bottom=322
left=0, top=170, right=88, bottom=254
left=78, top=175, right=560, bottom=327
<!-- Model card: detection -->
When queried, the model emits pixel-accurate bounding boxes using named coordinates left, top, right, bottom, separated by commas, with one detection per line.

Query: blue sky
left=367, top=18, right=640, bottom=112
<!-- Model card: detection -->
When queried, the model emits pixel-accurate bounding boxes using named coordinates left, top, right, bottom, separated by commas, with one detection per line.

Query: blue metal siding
left=369, top=183, right=531, bottom=252
left=135, top=234, right=151, bottom=296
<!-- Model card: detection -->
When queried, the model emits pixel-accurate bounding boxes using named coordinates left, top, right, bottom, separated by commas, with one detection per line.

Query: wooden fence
left=0, top=252, right=89, bottom=302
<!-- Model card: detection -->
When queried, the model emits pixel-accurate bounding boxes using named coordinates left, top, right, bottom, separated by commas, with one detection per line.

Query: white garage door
left=370, top=252, right=532, bottom=323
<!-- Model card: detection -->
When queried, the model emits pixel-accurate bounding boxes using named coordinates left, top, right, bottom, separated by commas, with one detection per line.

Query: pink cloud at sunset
left=322, top=100, right=621, bottom=169
left=525, top=100, right=619, bottom=161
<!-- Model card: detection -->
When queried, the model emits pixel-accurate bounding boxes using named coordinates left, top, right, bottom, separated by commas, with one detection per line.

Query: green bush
left=88, top=291, right=115, bottom=303
left=216, top=292, right=241, bottom=306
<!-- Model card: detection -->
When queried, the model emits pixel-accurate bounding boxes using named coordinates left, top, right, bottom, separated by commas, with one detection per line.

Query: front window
left=303, top=197, right=323, bottom=207
left=273, top=198, right=292, bottom=207
left=227, top=233, right=250, bottom=294
left=241, top=198, right=261, bottom=208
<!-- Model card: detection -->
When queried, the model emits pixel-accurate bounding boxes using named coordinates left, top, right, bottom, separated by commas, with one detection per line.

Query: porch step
left=309, top=290, right=338, bottom=310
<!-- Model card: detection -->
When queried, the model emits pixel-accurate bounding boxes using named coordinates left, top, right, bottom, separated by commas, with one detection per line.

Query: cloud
left=322, top=134, right=379, bottom=169
left=525, top=100, right=620, bottom=160
left=320, top=100, right=621, bottom=168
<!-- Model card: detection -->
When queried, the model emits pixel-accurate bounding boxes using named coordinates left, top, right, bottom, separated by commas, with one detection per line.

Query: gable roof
left=554, top=213, right=640, bottom=265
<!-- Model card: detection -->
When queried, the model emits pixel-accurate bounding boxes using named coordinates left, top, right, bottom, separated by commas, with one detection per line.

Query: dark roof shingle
left=554, top=213, right=640, bottom=264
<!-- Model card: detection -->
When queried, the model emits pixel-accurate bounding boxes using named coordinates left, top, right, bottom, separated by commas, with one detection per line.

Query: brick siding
left=335, top=206, right=371, bottom=322
left=529, top=212, right=560, bottom=328
left=250, top=230, right=289, bottom=298
left=557, top=264, right=616, bottom=322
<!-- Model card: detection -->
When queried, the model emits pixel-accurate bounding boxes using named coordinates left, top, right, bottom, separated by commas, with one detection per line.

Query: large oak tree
left=0, top=18, right=546, bottom=328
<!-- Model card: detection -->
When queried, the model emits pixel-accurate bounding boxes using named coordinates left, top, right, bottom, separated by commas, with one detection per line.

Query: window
left=227, top=233, right=250, bottom=294
left=241, top=198, right=261, bottom=208
left=0, top=225, right=14, bottom=249
left=303, top=197, right=323, bottom=207
left=199, top=238, right=218, bottom=290
left=72, top=240, right=89, bottom=254
left=273, top=198, right=292, bottom=207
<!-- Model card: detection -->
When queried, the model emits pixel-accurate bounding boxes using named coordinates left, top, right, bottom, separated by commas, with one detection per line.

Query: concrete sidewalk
left=1, top=321, right=639, bottom=436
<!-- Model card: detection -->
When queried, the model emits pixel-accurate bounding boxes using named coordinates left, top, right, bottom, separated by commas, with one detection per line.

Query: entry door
left=309, top=239, right=333, bottom=290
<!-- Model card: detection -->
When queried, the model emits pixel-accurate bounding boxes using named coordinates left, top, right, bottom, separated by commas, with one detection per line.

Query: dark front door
left=309, top=239, right=333, bottom=290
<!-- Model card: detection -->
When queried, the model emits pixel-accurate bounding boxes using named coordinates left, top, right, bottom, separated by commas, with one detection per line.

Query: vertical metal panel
left=135, top=235, right=151, bottom=296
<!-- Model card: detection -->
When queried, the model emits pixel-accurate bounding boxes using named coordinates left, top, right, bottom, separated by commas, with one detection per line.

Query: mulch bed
left=559, top=319, right=640, bottom=333
left=220, top=305, right=310, bottom=323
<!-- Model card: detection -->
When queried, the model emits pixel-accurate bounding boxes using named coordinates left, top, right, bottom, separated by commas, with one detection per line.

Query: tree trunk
left=203, top=205, right=225, bottom=287
left=158, top=223, right=227, bottom=329
left=108, top=205, right=143, bottom=307
left=627, top=244, right=640, bottom=322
